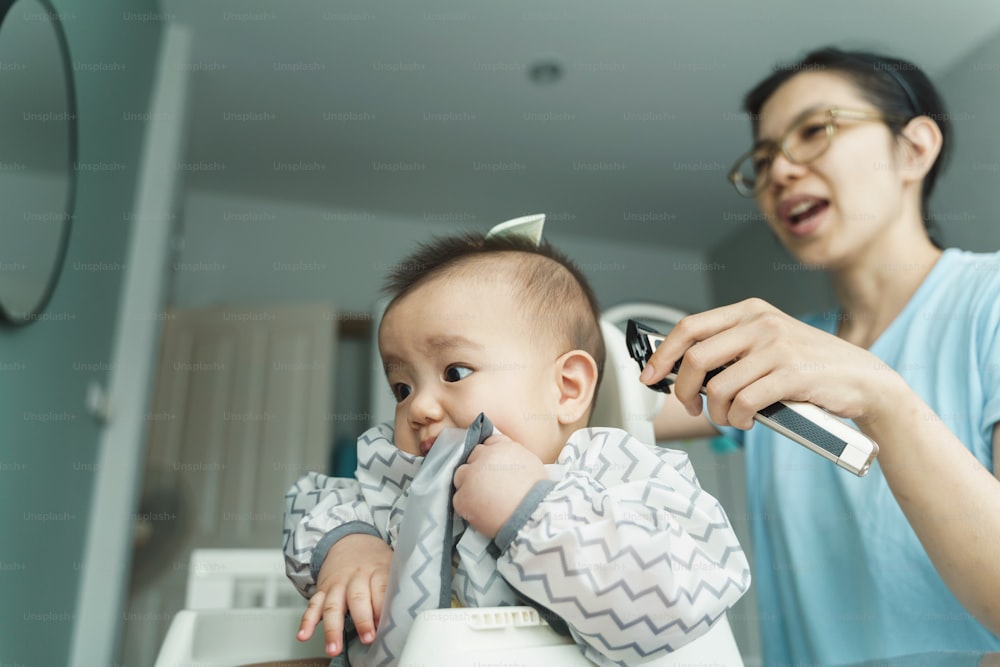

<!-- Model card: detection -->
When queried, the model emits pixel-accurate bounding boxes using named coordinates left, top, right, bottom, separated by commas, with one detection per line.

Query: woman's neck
left=831, top=231, right=942, bottom=349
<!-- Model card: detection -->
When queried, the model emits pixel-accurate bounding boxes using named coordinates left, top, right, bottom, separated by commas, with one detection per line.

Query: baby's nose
left=407, top=388, right=444, bottom=425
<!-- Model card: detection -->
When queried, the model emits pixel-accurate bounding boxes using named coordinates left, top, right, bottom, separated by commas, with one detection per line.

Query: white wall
left=708, top=223, right=838, bottom=315
left=172, top=190, right=714, bottom=314
left=934, top=27, right=1000, bottom=252
left=170, top=188, right=718, bottom=452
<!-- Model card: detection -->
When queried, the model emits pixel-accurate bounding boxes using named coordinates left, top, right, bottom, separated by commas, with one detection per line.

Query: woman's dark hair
left=743, top=47, right=951, bottom=245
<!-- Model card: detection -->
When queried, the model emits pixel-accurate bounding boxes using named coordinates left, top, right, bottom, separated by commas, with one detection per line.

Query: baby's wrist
left=312, top=522, right=383, bottom=580
left=487, top=479, right=556, bottom=558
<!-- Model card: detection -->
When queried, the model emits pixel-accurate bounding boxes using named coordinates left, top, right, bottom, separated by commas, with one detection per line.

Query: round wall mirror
left=0, top=0, right=77, bottom=325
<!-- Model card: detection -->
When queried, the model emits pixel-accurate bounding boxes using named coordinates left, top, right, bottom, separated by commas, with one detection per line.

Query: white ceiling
left=162, top=0, right=1000, bottom=253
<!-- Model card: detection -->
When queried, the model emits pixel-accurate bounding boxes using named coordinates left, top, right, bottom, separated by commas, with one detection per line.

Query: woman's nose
left=767, top=151, right=808, bottom=190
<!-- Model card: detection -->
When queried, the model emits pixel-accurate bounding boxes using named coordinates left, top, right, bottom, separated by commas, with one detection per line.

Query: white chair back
left=589, top=319, right=663, bottom=443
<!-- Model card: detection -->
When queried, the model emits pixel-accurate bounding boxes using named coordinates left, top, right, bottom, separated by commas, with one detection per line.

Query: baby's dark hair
left=743, top=46, right=950, bottom=245
left=381, top=233, right=606, bottom=389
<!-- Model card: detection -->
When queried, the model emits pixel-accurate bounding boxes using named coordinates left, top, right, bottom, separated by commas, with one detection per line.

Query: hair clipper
left=626, top=319, right=878, bottom=477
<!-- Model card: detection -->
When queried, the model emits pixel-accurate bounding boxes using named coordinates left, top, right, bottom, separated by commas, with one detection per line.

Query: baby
left=283, top=232, right=749, bottom=666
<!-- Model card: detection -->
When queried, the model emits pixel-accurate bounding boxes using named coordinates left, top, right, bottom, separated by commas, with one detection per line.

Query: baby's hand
left=297, top=533, right=392, bottom=657
left=452, top=433, right=547, bottom=539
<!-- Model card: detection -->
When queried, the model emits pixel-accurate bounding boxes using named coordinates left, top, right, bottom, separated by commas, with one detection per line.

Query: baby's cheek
left=520, top=425, right=563, bottom=465
left=392, top=419, right=418, bottom=455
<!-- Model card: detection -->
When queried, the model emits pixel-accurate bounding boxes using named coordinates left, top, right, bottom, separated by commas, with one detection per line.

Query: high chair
left=153, top=549, right=327, bottom=666
left=153, top=313, right=746, bottom=667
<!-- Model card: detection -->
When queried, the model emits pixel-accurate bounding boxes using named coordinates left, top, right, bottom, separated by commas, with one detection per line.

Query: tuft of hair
left=381, top=232, right=606, bottom=387
left=743, top=46, right=951, bottom=245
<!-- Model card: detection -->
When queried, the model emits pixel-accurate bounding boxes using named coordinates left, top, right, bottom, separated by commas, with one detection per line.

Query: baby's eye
left=444, top=365, right=473, bottom=382
left=391, top=383, right=411, bottom=402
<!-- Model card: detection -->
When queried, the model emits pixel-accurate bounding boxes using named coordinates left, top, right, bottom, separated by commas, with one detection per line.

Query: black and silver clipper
left=626, top=319, right=878, bottom=477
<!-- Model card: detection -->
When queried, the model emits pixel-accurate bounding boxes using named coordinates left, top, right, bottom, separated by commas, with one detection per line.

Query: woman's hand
left=640, top=298, right=904, bottom=430
left=642, top=298, right=1000, bottom=635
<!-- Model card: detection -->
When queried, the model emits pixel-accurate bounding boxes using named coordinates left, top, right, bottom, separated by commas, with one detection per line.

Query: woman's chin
left=783, top=242, right=835, bottom=271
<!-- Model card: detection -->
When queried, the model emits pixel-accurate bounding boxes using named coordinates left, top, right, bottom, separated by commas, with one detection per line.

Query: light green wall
left=0, top=1, right=162, bottom=664
left=934, top=27, right=1000, bottom=252
left=708, top=221, right=837, bottom=314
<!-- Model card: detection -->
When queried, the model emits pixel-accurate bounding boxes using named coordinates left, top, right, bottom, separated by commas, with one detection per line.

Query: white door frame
left=69, top=23, right=192, bottom=667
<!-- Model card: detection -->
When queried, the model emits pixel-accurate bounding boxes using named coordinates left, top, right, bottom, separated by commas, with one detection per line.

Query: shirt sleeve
left=494, top=428, right=750, bottom=666
left=282, top=472, right=378, bottom=598
left=976, top=262, right=1000, bottom=459
left=282, top=422, right=418, bottom=598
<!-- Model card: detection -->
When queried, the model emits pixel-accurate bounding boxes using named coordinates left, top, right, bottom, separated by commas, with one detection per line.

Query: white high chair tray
left=155, top=605, right=743, bottom=667
left=400, top=606, right=743, bottom=666
left=153, top=607, right=326, bottom=667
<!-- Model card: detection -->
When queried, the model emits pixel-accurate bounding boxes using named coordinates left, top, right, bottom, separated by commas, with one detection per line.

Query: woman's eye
left=391, top=383, right=411, bottom=402
left=799, top=123, right=827, bottom=140
left=444, top=365, right=473, bottom=382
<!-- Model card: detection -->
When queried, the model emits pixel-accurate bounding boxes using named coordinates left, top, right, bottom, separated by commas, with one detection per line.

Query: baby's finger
left=321, top=587, right=346, bottom=656
left=481, top=433, right=513, bottom=447
left=297, top=589, right=325, bottom=641
left=452, top=462, right=468, bottom=488
left=462, top=443, right=490, bottom=465
left=370, top=568, right=389, bottom=628
left=346, top=576, right=377, bottom=645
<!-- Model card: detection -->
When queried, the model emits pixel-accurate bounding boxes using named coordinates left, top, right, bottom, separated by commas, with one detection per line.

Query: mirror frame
left=0, top=0, right=77, bottom=326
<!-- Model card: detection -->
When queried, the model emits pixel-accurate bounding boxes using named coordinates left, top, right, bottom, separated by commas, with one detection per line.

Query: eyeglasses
left=728, top=107, right=907, bottom=197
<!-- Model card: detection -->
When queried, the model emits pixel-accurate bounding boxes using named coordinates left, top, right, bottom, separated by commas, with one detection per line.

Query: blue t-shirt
left=717, top=248, right=1000, bottom=666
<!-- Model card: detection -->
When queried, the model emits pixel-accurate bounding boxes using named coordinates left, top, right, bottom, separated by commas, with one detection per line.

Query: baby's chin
left=396, top=442, right=423, bottom=457
left=387, top=432, right=422, bottom=456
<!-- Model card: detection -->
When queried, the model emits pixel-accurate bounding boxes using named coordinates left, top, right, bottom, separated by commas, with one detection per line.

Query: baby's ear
left=554, top=350, right=599, bottom=426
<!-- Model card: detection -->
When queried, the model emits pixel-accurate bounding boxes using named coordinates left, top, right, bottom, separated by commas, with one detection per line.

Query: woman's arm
left=865, top=392, right=1000, bottom=635
left=643, top=298, right=1000, bottom=635
left=653, top=390, right=720, bottom=441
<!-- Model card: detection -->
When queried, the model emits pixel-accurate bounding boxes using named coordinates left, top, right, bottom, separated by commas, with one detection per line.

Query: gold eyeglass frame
left=727, top=107, right=908, bottom=197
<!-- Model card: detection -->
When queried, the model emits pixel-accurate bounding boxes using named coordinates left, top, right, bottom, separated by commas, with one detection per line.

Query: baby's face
left=379, top=276, right=566, bottom=463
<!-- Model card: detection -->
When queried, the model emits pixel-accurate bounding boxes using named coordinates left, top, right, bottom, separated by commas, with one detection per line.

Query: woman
left=644, top=47, right=1000, bottom=665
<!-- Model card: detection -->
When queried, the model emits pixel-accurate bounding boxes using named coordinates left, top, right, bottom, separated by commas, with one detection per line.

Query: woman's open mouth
left=779, top=196, right=829, bottom=238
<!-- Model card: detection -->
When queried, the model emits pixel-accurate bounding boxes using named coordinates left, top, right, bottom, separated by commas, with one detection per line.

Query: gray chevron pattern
left=455, top=527, right=516, bottom=607
left=283, top=472, right=379, bottom=597
left=355, top=415, right=493, bottom=666
left=283, top=420, right=750, bottom=667
left=495, top=427, right=750, bottom=665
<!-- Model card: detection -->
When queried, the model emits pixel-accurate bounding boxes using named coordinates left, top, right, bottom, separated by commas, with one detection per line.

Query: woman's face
left=753, top=71, right=914, bottom=269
